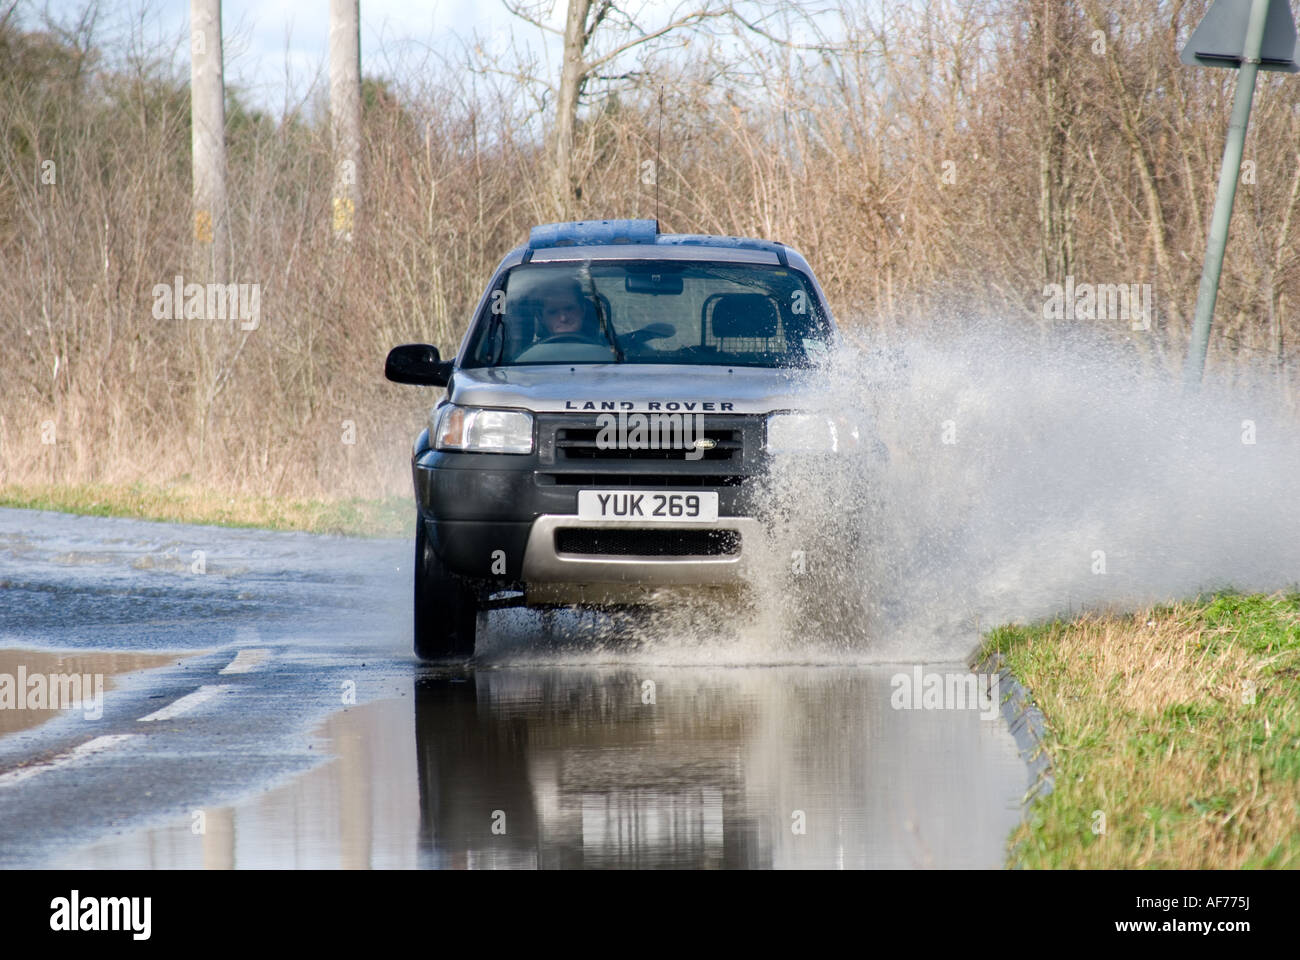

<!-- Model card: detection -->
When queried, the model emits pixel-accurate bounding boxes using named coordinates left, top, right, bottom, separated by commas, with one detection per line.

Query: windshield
left=463, top=260, right=832, bottom=368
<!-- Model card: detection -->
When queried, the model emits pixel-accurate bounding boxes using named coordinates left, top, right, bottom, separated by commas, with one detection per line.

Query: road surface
left=0, top=507, right=1031, bottom=868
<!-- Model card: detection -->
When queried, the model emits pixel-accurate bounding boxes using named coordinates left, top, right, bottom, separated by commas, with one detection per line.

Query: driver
left=541, top=292, right=584, bottom=336
left=537, top=278, right=592, bottom=339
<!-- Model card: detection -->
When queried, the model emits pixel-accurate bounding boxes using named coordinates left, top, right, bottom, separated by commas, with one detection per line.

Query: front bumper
left=413, top=414, right=770, bottom=593
left=518, top=515, right=765, bottom=603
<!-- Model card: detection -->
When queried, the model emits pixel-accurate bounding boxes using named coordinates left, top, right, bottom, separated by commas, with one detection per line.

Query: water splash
left=797, top=318, right=1300, bottom=657
left=480, top=319, right=1300, bottom=665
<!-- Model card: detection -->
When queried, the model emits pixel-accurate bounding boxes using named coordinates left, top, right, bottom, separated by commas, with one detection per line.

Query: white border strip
left=0, top=734, right=137, bottom=788
left=138, top=685, right=233, bottom=722
left=219, top=648, right=270, bottom=675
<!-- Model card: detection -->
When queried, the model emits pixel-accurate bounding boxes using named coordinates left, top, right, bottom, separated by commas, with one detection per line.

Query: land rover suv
left=385, top=219, right=858, bottom=658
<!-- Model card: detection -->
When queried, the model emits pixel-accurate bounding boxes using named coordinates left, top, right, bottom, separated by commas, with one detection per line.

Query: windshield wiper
left=581, top=269, right=623, bottom=362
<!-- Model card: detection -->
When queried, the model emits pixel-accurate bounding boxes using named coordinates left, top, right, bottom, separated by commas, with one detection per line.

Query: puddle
left=64, top=665, right=1029, bottom=869
left=0, top=649, right=179, bottom=736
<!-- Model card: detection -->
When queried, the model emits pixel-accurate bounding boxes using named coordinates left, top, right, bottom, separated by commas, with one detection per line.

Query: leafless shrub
left=1, top=0, right=1297, bottom=500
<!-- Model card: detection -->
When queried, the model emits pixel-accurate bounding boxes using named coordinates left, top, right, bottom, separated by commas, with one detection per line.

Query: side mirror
left=385, top=343, right=453, bottom=387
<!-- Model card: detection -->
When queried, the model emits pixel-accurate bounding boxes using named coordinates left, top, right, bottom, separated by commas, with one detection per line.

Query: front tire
left=414, top=513, right=479, bottom=659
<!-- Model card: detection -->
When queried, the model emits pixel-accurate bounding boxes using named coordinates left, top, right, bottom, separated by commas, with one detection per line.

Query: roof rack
left=655, top=234, right=789, bottom=266
left=523, top=219, right=789, bottom=267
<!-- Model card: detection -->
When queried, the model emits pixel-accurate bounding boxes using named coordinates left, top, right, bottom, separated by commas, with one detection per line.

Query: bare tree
left=503, top=0, right=732, bottom=216
left=1025, top=0, right=1082, bottom=286
left=9, top=0, right=1300, bottom=499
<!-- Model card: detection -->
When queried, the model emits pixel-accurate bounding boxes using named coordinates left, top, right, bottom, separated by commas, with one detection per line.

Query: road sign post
left=1181, top=0, right=1299, bottom=387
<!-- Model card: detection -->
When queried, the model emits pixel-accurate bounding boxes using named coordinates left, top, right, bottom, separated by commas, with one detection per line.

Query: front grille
left=554, top=528, right=742, bottom=557
left=555, top=426, right=741, bottom=462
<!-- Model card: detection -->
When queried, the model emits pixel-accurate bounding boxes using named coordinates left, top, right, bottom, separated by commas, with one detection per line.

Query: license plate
left=577, top=490, right=719, bottom=523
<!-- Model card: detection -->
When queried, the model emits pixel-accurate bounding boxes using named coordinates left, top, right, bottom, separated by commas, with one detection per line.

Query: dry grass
left=986, top=593, right=1300, bottom=868
left=0, top=482, right=411, bottom=538
left=2, top=1, right=1300, bottom=506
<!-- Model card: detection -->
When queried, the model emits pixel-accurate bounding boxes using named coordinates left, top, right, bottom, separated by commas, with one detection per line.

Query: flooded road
left=0, top=508, right=1030, bottom=869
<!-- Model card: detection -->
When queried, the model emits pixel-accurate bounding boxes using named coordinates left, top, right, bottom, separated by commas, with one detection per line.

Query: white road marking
left=0, top=734, right=138, bottom=789
left=137, top=684, right=234, bottom=722
left=219, top=648, right=270, bottom=674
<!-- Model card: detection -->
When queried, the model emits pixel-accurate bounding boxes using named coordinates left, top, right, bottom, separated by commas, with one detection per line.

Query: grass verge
left=983, top=592, right=1300, bottom=868
left=0, top=482, right=412, bottom=538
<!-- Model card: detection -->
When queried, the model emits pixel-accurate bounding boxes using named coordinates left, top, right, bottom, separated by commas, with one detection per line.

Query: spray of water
left=793, top=317, right=1300, bottom=659
left=481, top=317, right=1300, bottom=666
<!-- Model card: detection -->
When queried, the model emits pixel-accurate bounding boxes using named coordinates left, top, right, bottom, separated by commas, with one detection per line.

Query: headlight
left=434, top=405, right=534, bottom=454
left=765, top=412, right=861, bottom=454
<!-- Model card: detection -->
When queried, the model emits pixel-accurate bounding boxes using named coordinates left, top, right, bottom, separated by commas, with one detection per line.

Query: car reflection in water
left=58, top=663, right=1028, bottom=869
left=414, top=666, right=1028, bottom=870
left=415, top=671, right=760, bottom=869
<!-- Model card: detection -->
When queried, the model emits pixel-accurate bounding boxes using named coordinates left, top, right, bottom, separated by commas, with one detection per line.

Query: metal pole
left=1184, top=0, right=1271, bottom=387
left=329, top=0, right=362, bottom=241
left=190, top=0, right=228, bottom=281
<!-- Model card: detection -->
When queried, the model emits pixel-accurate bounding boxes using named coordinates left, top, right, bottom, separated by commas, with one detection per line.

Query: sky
left=31, top=0, right=847, bottom=117
left=36, top=0, right=568, bottom=113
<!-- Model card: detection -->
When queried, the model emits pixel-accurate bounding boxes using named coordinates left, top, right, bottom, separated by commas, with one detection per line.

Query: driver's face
left=541, top=296, right=583, bottom=334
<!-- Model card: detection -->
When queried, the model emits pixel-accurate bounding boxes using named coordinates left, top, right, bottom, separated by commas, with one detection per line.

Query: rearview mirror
left=385, top=343, right=453, bottom=387
left=625, top=272, right=684, bottom=295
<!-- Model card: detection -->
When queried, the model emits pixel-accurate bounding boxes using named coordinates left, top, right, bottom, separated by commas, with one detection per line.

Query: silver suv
left=385, top=219, right=858, bottom=658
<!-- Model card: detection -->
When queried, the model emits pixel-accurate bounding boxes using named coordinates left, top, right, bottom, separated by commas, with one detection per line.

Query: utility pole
left=190, top=0, right=228, bottom=281
left=1181, top=0, right=1298, bottom=387
left=329, top=0, right=362, bottom=241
